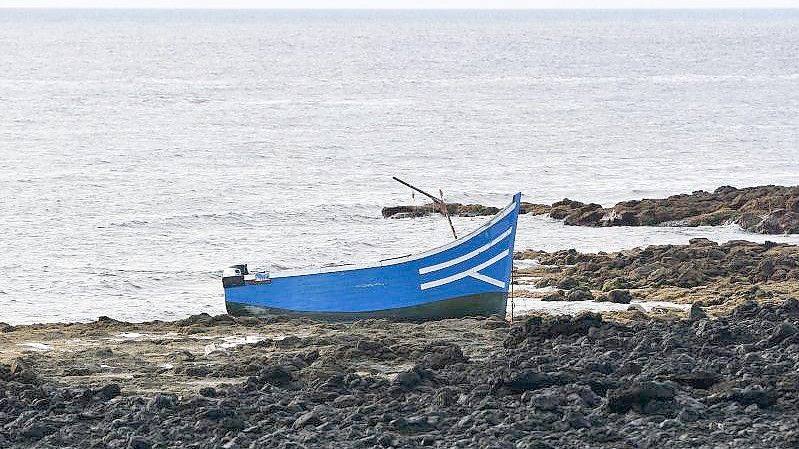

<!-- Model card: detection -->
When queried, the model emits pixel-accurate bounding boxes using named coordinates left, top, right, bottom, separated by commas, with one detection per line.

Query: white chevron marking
left=419, top=249, right=509, bottom=290
left=469, top=272, right=506, bottom=288
left=418, top=228, right=512, bottom=275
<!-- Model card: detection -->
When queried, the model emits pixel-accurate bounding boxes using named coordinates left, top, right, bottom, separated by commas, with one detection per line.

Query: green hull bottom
left=225, top=293, right=507, bottom=322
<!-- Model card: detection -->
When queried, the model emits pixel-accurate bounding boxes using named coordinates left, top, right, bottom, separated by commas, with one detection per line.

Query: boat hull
left=226, top=292, right=507, bottom=322
left=223, top=192, right=521, bottom=322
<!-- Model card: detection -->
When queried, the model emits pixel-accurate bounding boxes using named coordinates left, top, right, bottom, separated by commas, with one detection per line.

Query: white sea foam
left=117, top=332, right=146, bottom=339
left=204, top=335, right=267, bottom=355
left=510, top=298, right=691, bottom=317
left=17, top=342, right=52, bottom=352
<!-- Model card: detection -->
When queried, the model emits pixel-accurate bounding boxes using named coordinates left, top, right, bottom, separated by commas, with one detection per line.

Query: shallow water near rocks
left=510, top=296, right=691, bottom=317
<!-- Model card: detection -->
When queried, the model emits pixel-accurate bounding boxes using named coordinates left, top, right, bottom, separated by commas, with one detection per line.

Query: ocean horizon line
left=1, top=6, right=798, bottom=10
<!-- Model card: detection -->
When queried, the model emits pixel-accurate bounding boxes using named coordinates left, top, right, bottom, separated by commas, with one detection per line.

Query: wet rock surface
left=553, top=185, right=799, bottom=234
left=384, top=185, right=799, bottom=234
left=516, top=239, right=799, bottom=315
left=382, top=201, right=549, bottom=218
left=381, top=202, right=502, bottom=219
left=3, top=299, right=799, bottom=448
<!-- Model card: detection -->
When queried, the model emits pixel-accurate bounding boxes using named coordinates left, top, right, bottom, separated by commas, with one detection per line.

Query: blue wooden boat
left=223, top=192, right=521, bottom=321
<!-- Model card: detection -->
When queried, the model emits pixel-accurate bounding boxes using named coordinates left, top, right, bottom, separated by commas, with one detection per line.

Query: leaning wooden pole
left=392, top=177, right=443, bottom=205
left=391, top=177, right=458, bottom=240
left=439, top=189, right=458, bottom=240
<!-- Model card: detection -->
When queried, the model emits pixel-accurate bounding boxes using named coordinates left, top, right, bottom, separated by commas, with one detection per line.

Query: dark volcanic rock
left=541, top=290, right=566, bottom=301
left=4, top=300, right=799, bottom=449
left=504, top=313, right=605, bottom=347
left=549, top=198, right=586, bottom=220
left=516, top=239, right=799, bottom=291
left=689, top=303, right=708, bottom=321
left=393, top=369, right=422, bottom=389
left=766, top=321, right=799, bottom=346
left=383, top=201, right=550, bottom=218
left=255, top=365, right=296, bottom=388
left=417, top=342, right=468, bottom=369
left=739, top=388, right=777, bottom=409
left=603, top=289, right=633, bottom=304
left=756, top=209, right=799, bottom=234
left=500, top=371, right=575, bottom=393
left=293, top=411, right=320, bottom=429
left=721, top=387, right=777, bottom=409
left=607, top=381, right=676, bottom=414
left=128, top=436, right=152, bottom=449
left=520, top=202, right=551, bottom=215
left=381, top=204, right=436, bottom=219
left=556, top=276, right=580, bottom=290
left=671, top=371, right=721, bottom=390
left=93, top=383, right=121, bottom=401
left=382, top=202, right=499, bottom=219
left=384, top=185, right=799, bottom=233
left=566, top=287, right=594, bottom=302
left=562, top=202, right=605, bottom=227
left=8, top=358, right=38, bottom=384
left=546, top=185, right=799, bottom=234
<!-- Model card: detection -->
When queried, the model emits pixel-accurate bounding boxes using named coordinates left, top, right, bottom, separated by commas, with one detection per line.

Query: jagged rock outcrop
left=384, top=186, right=799, bottom=234
left=560, top=185, right=799, bottom=234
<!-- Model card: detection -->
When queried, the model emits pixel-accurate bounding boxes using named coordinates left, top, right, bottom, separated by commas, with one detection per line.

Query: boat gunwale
left=266, top=193, right=520, bottom=280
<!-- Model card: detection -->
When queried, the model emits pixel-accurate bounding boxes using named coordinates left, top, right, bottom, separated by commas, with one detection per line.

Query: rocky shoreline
left=514, top=238, right=799, bottom=315
left=3, top=239, right=799, bottom=448
left=383, top=185, right=799, bottom=234
left=3, top=303, right=799, bottom=448
left=4, top=202, right=799, bottom=448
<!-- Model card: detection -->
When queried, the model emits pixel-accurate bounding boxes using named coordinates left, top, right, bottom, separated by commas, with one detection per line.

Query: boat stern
left=222, top=264, right=248, bottom=289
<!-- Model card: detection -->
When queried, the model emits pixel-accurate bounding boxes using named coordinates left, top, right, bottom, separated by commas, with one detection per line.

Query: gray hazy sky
left=2, top=1, right=799, bottom=9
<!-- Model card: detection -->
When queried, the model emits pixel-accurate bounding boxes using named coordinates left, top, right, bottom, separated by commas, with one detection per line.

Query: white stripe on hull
left=418, top=228, right=512, bottom=275
left=420, top=249, right=509, bottom=291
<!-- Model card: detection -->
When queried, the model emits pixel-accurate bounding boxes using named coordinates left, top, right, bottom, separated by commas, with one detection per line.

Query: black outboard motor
left=222, top=264, right=248, bottom=288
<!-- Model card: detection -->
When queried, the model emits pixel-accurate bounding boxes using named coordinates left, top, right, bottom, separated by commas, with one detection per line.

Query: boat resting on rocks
left=223, top=193, right=521, bottom=321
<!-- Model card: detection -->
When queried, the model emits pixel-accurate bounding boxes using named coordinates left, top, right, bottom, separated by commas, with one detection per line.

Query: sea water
left=1, top=9, right=798, bottom=324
